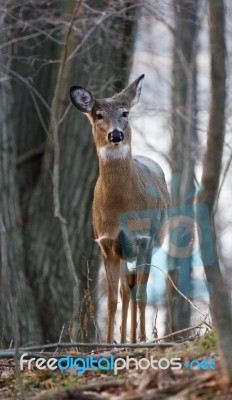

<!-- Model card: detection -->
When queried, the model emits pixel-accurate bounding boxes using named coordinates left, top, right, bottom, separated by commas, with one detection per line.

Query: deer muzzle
left=108, top=129, right=124, bottom=143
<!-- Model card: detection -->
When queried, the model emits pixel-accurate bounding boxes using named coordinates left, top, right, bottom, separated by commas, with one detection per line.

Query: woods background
left=1, top=0, right=232, bottom=381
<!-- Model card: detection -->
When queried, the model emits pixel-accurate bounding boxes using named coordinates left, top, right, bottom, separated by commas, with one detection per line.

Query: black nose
left=108, top=129, right=124, bottom=143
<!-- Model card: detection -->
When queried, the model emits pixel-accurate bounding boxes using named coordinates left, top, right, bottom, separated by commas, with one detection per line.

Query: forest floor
left=1, top=332, right=232, bottom=400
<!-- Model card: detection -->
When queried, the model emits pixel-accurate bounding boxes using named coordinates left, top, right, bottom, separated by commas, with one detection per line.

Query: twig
left=213, top=149, right=232, bottom=215
left=34, top=380, right=125, bottom=400
left=0, top=351, right=50, bottom=359
left=53, top=324, right=65, bottom=356
left=67, top=3, right=142, bottom=62
left=29, top=87, right=50, bottom=136
left=146, top=317, right=209, bottom=343
left=62, top=379, right=124, bottom=393
left=3, top=341, right=184, bottom=353
left=57, top=102, right=72, bottom=127
left=139, top=263, right=211, bottom=324
left=0, top=32, right=42, bottom=50
left=132, top=122, right=172, bottom=167
left=16, top=143, right=45, bottom=165
left=1, top=64, right=51, bottom=112
left=0, top=350, right=147, bottom=361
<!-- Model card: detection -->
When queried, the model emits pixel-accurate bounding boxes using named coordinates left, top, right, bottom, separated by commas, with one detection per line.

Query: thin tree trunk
left=197, top=0, right=232, bottom=384
left=166, top=0, right=199, bottom=337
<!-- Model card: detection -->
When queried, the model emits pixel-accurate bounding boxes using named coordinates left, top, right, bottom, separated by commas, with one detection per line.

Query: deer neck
left=98, top=145, right=135, bottom=191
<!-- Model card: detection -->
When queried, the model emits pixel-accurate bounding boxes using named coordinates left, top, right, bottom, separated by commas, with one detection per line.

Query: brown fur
left=70, top=75, right=170, bottom=343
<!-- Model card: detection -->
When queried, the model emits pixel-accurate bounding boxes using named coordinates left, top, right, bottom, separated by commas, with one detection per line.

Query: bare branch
left=16, top=143, right=45, bottom=165
left=138, top=263, right=210, bottom=323
left=213, top=150, right=232, bottom=215
left=1, top=64, right=51, bottom=112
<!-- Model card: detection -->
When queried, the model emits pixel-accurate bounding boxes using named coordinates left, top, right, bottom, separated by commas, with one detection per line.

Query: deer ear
left=70, top=86, right=95, bottom=113
left=116, top=74, right=145, bottom=107
left=131, top=74, right=144, bottom=106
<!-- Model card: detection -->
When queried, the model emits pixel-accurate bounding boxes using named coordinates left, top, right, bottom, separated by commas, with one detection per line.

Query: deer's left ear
left=70, top=86, right=95, bottom=113
left=115, top=74, right=145, bottom=107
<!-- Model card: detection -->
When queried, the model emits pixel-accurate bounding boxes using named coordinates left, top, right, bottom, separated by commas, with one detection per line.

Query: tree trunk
left=197, top=0, right=232, bottom=384
left=166, top=0, right=199, bottom=337
left=0, top=43, right=42, bottom=346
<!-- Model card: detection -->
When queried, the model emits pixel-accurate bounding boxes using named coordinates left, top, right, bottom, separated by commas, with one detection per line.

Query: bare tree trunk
left=197, top=0, right=232, bottom=384
left=0, top=48, right=42, bottom=346
left=166, top=0, right=199, bottom=337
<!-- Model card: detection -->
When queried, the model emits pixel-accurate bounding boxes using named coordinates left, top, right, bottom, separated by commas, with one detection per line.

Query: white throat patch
left=98, top=144, right=130, bottom=160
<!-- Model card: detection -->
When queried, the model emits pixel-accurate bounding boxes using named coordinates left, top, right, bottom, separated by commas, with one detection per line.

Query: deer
left=70, top=74, right=170, bottom=343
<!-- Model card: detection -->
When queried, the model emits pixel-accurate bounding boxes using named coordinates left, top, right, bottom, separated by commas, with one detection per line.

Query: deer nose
left=108, top=129, right=124, bottom=143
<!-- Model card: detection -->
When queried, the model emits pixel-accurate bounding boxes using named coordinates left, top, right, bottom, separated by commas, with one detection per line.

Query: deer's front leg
left=120, top=261, right=131, bottom=343
left=136, top=239, right=152, bottom=342
left=104, top=255, right=120, bottom=343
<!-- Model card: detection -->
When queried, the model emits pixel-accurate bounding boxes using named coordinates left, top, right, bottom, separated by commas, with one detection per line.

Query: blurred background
left=0, top=0, right=231, bottom=347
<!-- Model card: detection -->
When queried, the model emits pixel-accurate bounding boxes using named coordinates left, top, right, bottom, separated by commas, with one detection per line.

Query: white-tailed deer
left=70, top=75, right=170, bottom=343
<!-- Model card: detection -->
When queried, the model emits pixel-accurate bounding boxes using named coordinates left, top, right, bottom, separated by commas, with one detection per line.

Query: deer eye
left=122, top=111, right=129, bottom=118
left=96, top=113, right=103, bottom=120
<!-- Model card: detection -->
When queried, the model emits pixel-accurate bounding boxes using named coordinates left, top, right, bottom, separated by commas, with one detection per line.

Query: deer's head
left=70, top=74, right=144, bottom=160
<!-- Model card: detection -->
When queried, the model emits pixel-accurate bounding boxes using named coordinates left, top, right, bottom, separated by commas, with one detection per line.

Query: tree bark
left=0, top=44, right=42, bottom=346
left=197, top=0, right=232, bottom=384
left=166, top=0, right=199, bottom=337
